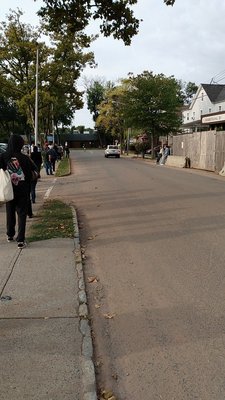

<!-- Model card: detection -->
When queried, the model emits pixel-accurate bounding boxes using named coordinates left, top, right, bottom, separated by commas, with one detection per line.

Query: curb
left=72, top=207, right=98, bottom=400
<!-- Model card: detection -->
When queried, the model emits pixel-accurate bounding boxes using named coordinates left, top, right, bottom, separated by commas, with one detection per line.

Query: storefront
left=202, top=111, right=225, bottom=130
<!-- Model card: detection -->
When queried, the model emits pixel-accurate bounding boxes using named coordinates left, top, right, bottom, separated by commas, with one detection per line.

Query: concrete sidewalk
left=0, top=173, right=97, bottom=400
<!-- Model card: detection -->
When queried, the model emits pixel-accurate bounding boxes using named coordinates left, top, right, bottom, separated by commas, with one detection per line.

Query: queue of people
left=0, top=135, right=39, bottom=248
left=0, top=135, right=69, bottom=248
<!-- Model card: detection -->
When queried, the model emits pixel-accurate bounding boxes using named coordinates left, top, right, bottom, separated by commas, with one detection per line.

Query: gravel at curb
left=72, top=207, right=98, bottom=400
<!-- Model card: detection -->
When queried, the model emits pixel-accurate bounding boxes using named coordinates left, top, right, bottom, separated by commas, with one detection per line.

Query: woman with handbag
left=0, top=134, right=36, bottom=249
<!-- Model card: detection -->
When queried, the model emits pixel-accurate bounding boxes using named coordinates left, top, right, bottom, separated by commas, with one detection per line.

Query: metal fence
left=172, top=130, right=225, bottom=172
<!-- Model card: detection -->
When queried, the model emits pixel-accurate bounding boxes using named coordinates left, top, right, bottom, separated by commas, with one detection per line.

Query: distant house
left=182, top=84, right=225, bottom=132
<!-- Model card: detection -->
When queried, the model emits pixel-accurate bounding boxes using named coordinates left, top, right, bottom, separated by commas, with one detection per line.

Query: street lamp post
left=52, top=103, right=55, bottom=143
left=126, top=127, right=131, bottom=155
left=34, top=44, right=39, bottom=146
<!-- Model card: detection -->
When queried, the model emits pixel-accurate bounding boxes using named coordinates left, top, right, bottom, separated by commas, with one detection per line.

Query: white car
left=104, top=145, right=120, bottom=158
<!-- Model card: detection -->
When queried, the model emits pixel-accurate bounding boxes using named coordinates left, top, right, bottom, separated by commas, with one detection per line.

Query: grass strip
left=55, top=157, right=70, bottom=177
left=27, top=199, right=74, bottom=242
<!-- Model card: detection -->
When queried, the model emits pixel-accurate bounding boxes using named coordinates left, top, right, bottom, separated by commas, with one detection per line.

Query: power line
left=210, top=69, right=225, bottom=84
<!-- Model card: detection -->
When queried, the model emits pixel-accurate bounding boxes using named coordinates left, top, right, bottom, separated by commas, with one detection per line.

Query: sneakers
left=17, top=242, right=26, bottom=249
left=7, top=237, right=27, bottom=248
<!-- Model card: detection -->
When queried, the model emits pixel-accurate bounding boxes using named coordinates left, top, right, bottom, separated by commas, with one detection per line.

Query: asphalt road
left=52, top=149, right=225, bottom=400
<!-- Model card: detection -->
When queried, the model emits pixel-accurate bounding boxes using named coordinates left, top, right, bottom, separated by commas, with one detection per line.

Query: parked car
left=104, top=145, right=121, bottom=158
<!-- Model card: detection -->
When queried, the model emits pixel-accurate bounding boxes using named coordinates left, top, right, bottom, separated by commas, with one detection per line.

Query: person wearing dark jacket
left=30, top=145, right=42, bottom=204
left=31, top=145, right=42, bottom=172
left=0, top=134, right=36, bottom=249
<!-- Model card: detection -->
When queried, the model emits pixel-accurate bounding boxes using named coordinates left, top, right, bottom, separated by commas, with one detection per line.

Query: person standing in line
left=58, top=145, right=64, bottom=160
left=30, top=145, right=42, bottom=204
left=47, top=144, right=58, bottom=172
left=0, top=134, right=37, bottom=249
left=65, top=145, right=70, bottom=158
left=41, top=144, right=53, bottom=175
left=31, top=145, right=42, bottom=173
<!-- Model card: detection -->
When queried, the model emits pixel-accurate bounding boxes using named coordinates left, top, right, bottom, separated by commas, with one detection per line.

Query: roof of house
left=202, top=84, right=225, bottom=103
left=63, top=133, right=98, bottom=142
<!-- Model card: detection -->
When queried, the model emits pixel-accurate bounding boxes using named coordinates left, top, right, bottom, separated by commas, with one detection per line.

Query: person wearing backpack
left=0, top=134, right=37, bottom=249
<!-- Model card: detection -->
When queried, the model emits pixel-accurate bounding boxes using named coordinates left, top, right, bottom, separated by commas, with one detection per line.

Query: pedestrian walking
left=0, top=134, right=37, bottom=248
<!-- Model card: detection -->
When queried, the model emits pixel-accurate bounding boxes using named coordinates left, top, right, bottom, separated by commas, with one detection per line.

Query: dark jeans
left=51, top=159, right=56, bottom=172
left=6, top=188, right=29, bottom=242
left=31, top=180, right=37, bottom=203
left=45, top=161, right=53, bottom=175
left=156, top=153, right=162, bottom=164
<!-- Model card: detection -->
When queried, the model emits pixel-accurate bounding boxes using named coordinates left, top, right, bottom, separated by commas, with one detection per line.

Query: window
left=193, top=112, right=195, bottom=120
left=209, top=108, right=211, bottom=113
left=187, top=113, right=189, bottom=121
left=219, top=106, right=222, bottom=111
left=201, top=93, right=204, bottom=101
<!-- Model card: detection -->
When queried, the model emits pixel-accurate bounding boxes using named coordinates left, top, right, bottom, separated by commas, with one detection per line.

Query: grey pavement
left=0, top=171, right=97, bottom=400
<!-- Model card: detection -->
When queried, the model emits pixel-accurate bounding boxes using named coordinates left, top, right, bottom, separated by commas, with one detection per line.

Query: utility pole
left=52, top=103, right=55, bottom=143
left=127, top=127, right=131, bottom=155
left=34, top=44, right=39, bottom=146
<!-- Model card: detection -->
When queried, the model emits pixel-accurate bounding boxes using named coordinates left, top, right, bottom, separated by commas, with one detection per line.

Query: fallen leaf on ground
left=103, top=313, right=116, bottom=319
left=112, top=373, right=118, bottom=380
left=95, top=360, right=103, bottom=368
left=88, top=276, right=99, bottom=283
left=87, top=234, right=97, bottom=240
left=101, top=390, right=114, bottom=399
left=95, top=304, right=101, bottom=308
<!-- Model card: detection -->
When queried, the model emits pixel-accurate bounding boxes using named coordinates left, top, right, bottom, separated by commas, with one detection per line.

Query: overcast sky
left=1, top=0, right=225, bottom=128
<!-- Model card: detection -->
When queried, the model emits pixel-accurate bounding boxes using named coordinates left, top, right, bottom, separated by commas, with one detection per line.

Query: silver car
left=104, top=145, right=121, bottom=158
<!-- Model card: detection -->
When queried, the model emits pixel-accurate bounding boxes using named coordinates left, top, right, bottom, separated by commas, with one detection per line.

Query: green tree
left=0, top=9, right=95, bottom=141
left=38, top=0, right=140, bottom=45
left=122, top=71, right=182, bottom=154
left=38, top=31, right=94, bottom=134
left=86, top=79, right=114, bottom=121
left=134, top=141, right=151, bottom=158
left=95, top=85, right=126, bottom=145
left=0, top=72, right=30, bottom=139
left=86, top=80, right=106, bottom=122
left=182, top=81, right=198, bottom=105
